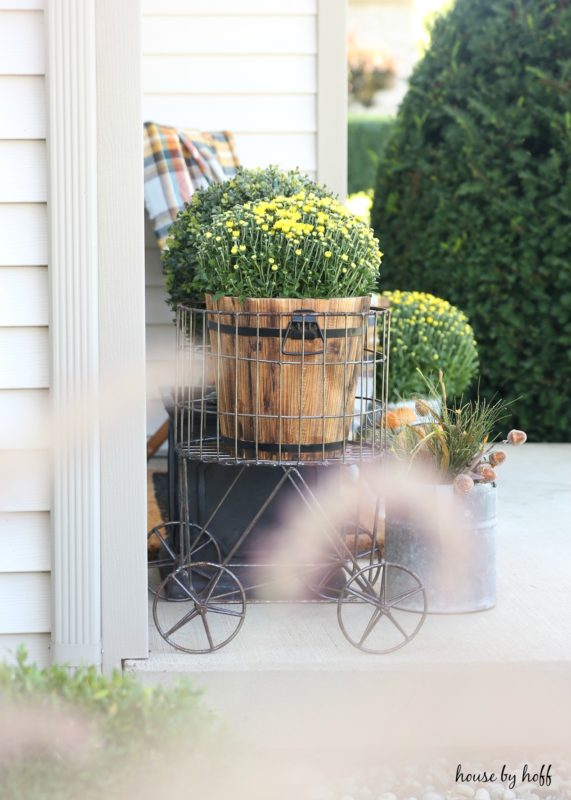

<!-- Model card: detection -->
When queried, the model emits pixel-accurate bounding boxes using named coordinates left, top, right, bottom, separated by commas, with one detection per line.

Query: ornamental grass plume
left=194, top=192, right=382, bottom=299
left=388, top=370, right=527, bottom=491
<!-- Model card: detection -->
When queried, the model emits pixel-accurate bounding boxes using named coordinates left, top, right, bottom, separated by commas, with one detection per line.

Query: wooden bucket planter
left=205, top=295, right=371, bottom=461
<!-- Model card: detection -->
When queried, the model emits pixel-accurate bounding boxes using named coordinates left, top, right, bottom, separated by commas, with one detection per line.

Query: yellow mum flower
left=324, top=251, right=332, bottom=258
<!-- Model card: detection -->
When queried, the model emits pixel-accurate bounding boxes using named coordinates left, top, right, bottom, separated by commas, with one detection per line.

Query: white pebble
left=421, top=793, right=444, bottom=800
left=456, top=788, right=476, bottom=798
left=502, top=792, right=516, bottom=800
left=475, top=790, right=491, bottom=800
left=340, top=795, right=355, bottom=800
left=376, top=794, right=398, bottom=800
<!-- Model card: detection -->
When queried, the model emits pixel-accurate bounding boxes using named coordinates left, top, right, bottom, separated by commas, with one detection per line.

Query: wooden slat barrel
left=205, top=295, right=371, bottom=461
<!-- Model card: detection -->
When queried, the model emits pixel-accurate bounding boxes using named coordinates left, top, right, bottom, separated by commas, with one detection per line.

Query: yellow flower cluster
left=381, top=290, right=479, bottom=398
left=195, top=191, right=382, bottom=299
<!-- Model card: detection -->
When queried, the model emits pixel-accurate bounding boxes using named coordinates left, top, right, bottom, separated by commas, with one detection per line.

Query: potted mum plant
left=192, top=191, right=382, bottom=460
left=163, top=166, right=334, bottom=313
left=379, top=290, right=479, bottom=428
left=384, top=371, right=527, bottom=612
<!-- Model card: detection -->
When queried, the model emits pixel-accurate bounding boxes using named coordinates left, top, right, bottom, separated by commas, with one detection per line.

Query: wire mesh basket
left=175, top=301, right=390, bottom=466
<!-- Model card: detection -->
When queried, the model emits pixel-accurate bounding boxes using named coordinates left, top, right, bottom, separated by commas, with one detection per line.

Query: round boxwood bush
left=371, top=0, right=571, bottom=441
left=163, top=166, right=334, bottom=312
left=382, top=290, right=479, bottom=400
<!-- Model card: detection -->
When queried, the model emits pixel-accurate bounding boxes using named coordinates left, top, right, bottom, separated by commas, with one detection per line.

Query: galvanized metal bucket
left=384, top=482, right=497, bottom=613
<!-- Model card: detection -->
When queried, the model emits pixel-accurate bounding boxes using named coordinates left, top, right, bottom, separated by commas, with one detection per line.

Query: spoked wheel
left=152, top=562, right=246, bottom=653
left=337, top=561, right=427, bottom=654
left=147, top=522, right=221, bottom=600
left=305, top=523, right=381, bottom=600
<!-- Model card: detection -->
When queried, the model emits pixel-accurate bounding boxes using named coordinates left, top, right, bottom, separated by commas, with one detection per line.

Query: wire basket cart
left=148, top=303, right=428, bottom=655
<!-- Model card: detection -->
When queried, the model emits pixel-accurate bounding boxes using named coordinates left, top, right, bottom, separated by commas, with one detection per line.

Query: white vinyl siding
left=142, top=0, right=319, bottom=436
left=0, top=4, right=50, bottom=667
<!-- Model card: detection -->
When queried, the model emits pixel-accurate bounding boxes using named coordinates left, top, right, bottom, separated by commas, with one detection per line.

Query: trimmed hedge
left=0, top=648, right=209, bottom=799
left=371, top=0, right=571, bottom=441
left=348, top=114, right=395, bottom=193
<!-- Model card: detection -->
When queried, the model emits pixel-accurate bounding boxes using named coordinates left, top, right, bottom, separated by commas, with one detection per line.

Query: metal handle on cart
left=281, top=309, right=325, bottom=356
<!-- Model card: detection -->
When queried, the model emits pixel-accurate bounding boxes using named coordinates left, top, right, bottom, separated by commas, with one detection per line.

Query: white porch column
left=96, top=0, right=148, bottom=672
left=317, top=0, right=348, bottom=198
left=46, top=0, right=102, bottom=666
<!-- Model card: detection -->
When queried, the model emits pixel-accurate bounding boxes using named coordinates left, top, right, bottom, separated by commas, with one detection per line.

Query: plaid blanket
left=144, top=121, right=240, bottom=248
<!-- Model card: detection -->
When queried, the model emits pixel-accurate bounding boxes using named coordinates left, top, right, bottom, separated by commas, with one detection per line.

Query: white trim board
left=46, top=0, right=101, bottom=667
left=317, top=0, right=347, bottom=197
left=96, top=0, right=148, bottom=672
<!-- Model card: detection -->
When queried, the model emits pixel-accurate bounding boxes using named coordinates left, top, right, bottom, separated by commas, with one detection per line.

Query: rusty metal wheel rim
left=337, top=560, right=427, bottom=654
left=147, top=522, right=221, bottom=600
left=152, top=562, right=246, bottom=654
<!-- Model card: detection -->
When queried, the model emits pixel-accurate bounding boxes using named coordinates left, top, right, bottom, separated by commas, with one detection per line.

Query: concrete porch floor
left=126, top=444, right=571, bottom=750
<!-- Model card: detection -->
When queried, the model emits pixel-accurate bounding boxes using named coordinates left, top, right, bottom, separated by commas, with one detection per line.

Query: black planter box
left=161, top=388, right=341, bottom=598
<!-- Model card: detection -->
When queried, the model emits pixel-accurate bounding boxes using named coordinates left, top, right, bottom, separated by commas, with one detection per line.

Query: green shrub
left=348, top=115, right=395, bottom=193
left=382, top=290, right=479, bottom=400
left=0, top=648, right=210, bottom=799
left=163, top=166, right=334, bottom=311
left=371, top=0, right=571, bottom=441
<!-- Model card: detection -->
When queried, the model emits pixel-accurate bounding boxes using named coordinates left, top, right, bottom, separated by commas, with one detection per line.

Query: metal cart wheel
left=147, top=522, right=221, bottom=600
left=307, top=523, right=382, bottom=600
left=152, top=561, right=246, bottom=653
left=337, top=561, right=427, bottom=654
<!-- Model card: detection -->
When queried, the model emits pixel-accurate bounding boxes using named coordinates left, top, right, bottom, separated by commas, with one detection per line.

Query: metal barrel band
left=207, top=321, right=364, bottom=339
left=219, top=436, right=345, bottom=454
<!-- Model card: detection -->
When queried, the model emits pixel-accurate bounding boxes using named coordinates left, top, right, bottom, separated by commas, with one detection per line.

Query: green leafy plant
left=382, top=290, right=478, bottom=400
left=371, top=0, right=571, bottom=441
left=163, top=166, right=334, bottom=311
left=0, top=648, right=211, bottom=799
left=389, top=371, right=527, bottom=489
left=194, top=192, right=382, bottom=299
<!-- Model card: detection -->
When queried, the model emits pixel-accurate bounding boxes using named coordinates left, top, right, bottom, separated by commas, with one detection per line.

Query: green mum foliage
left=163, top=166, right=334, bottom=312
left=371, top=0, right=571, bottom=441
